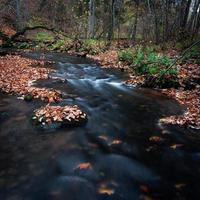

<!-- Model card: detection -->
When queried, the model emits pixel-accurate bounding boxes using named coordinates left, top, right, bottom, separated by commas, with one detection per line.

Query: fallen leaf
left=170, top=144, right=184, bottom=149
left=74, top=162, right=92, bottom=170
left=175, top=183, right=186, bottom=189
left=98, top=187, right=115, bottom=195
left=141, top=195, right=153, bottom=200
left=110, top=139, right=122, bottom=145
left=98, top=135, right=108, bottom=141
left=140, top=185, right=149, bottom=193
left=149, top=136, right=163, bottom=142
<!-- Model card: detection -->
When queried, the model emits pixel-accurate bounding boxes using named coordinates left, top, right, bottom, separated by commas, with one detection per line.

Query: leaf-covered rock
left=33, top=105, right=87, bottom=127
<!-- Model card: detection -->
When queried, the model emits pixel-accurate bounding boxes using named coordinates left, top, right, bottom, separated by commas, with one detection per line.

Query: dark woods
left=0, top=0, right=199, bottom=43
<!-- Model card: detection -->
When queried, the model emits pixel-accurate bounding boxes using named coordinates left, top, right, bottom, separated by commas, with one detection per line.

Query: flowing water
left=0, top=52, right=200, bottom=200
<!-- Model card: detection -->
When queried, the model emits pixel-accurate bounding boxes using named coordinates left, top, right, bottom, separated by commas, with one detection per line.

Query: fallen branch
left=10, top=26, right=57, bottom=40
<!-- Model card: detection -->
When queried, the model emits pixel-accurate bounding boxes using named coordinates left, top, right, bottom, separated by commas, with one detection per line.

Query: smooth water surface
left=0, top=52, right=200, bottom=200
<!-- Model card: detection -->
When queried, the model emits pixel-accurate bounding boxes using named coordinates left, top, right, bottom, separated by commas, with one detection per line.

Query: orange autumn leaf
left=74, top=162, right=92, bottom=170
left=110, top=140, right=122, bottom=145
left=98, top=187, right=115, bottom=195
left=170, top=144, right=184, bottom=149
left=34, top=105, right=86, bottom=124
left=0, top=55, right=61, bottom=103
left=140, top=185, right=149, bottom=193
left=98, top=135, right=108, bottom=141
left=149, top=136, right=163, bottom=142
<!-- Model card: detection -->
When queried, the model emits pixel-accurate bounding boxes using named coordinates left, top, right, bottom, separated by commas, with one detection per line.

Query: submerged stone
left=24, top=94, right=33, bottom=101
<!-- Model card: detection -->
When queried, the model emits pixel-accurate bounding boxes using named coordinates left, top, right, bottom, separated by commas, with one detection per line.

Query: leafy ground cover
left=0, top=55, right=61, bottom=102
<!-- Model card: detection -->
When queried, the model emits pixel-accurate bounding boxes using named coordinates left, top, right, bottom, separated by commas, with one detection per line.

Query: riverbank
left=0, top=55, right=61, bottom=102
left=0, top=54, right=87, bottom=126
left=87, top=49, right=200, bottom=130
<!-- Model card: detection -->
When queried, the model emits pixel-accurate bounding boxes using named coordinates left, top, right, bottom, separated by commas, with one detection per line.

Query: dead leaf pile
left=33, top=105, right=87, bottom=125
left=0, top=55, right=61, bottom=102
left=161, top=88, right=200, bottom=129
left=178, top=63, right=200, bottom=81
left=0, top=26, right=16, bottom=37
left=88, top=50, right=118, bottom=67
left=125, top=75, right=145, bottom=85
left=88, top=50, right=129, bottom=71
left=159, top=60, right=200, bottom=129
left=29, top=87, right=61, bottom=102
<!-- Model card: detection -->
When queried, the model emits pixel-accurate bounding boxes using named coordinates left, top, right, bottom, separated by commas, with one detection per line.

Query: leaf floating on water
left=74, top=162, right=92, bottom=170
left=97, top=181, right=117, bottom=196
left=141, top=195, right=153, bottom=200
left=175, top=183, right=186, bottom=189
left=140, top=185, right=149, bottom=193
left=149, top=136, right=163, bottom=142
left=98, top=187, right=115, bottom=195
left=98, top=135, right=108, bottom=141
left=146, top=146, right=157, bottom=152
left=170, top=144, right=184, bottom=149
left=110, top=139, right=122, bottom=145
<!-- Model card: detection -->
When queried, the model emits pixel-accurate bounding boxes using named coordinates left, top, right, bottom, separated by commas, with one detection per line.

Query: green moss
left=34, top=32, right=54, bottom=43
left=81, top=39, right=106, bottom=55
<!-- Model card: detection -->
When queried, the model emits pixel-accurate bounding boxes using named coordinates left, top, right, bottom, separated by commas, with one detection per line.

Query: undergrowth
left=118, top=45, right=179, bottom=88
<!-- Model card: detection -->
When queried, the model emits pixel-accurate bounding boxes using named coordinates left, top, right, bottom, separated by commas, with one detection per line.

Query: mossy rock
left=24, top=94, right=34, bottom=102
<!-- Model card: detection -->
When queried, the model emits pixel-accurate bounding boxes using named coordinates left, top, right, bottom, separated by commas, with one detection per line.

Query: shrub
left=118, top=48, right=135, bottom=63
left=18, top=42, right=30, bottom=49
left=49, top=39, right=65, bottom=50
left=2, top=39, right=13, bottom=48
left=118, top=46, right=179, bottom=88
left=80, top=39, right=106, bottom=55
left=119, top=46, right=177, bottom=75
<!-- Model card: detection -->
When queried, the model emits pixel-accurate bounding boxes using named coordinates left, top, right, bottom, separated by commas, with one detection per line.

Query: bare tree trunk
left=164, top=0, right=169, bottom=41
left=151, top=0, right=160, bottom=43
left=107, top=0, right=115, bottom=41
left=181, top=0, right=192, bottom=30
left=130, top=0, right=139, bottom=41
left=88, top=0, right=95, bottom=38
left=147, top=0, right=152, bottom=13
left=16, top=0, right=21, bottom=30
left=193, top=3, right=200, bottom=34
left=188, top=0, right=200, bottom=33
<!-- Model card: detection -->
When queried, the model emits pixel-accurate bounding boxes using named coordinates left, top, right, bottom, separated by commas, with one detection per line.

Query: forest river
left=0, top=52, right=200, bottom=200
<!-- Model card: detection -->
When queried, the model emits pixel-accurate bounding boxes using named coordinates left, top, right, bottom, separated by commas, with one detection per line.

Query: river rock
left=32, top=105, right=87, bottom=128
